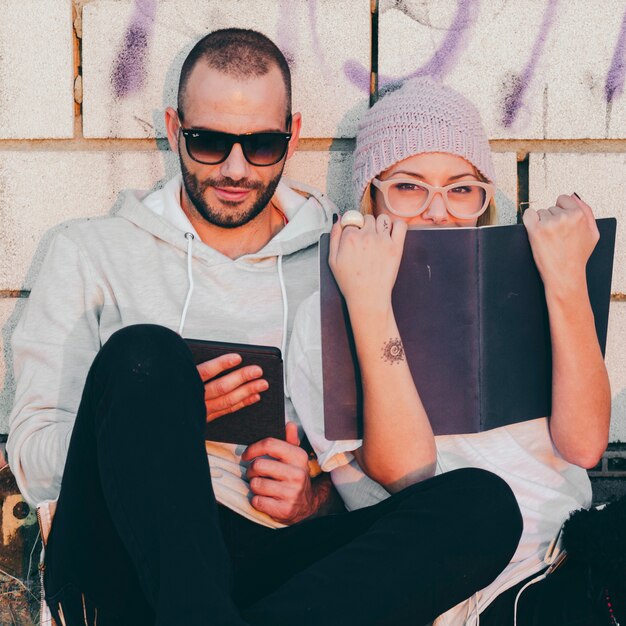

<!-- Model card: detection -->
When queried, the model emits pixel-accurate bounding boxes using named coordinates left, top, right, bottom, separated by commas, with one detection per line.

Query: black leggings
left=44, top=324, right=522, bottom=626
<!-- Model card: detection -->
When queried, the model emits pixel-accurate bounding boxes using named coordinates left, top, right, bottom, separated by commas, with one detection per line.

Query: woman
left=288, top=77, right=616, bottom=625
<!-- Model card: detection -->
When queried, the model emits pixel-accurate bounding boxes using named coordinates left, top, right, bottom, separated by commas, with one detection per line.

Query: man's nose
left=219, top=142, right=249, bottom=181
left=423, top=191, right=449, bottom=224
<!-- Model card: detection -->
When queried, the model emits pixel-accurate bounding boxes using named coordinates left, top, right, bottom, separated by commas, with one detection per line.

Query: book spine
left=476, top=230, right=484, bottom=429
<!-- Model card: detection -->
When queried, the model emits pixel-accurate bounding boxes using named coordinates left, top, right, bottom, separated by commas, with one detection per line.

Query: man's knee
left=96, top=324, right=190, bottom=381
left=400, top=468, right=522, bottom=573
left=449, top=468, right=523, bottom=574
left=104, top=323, right=182, bottom=355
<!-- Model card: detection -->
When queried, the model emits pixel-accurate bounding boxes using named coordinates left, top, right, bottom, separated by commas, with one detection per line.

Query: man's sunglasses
left=178, top=116, right=292, bottom=167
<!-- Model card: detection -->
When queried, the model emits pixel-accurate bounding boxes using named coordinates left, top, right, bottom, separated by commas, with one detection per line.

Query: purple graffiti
left=308, top=1, right=328, bottom=72
left=501, top=0, right=558, bottom=127
left=343, top=0, right=478, bottom=93
left=392, top=0, right=477, bottom=84
left=111, top=0, right=157, bottom=99
left=605, top=6, right=626, bottom=103
left=342, top=59, right=371, bottom=93
left=277, top=0, right=297, bottom=66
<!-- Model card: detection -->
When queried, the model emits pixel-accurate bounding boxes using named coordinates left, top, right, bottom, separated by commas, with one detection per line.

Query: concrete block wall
left=1, top=2, right=625, bottom=458
left=0, top=0, right=625, bottom=620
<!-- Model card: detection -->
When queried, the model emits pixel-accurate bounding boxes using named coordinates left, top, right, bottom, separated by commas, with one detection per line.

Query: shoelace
left=605, top=588, right=622, bottom=626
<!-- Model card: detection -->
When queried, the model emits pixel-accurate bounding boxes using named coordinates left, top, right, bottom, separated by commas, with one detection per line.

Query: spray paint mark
left=308, top=0, right=329, bottom=73
left=342, top=59, right=371, bottom=92
left=279, top=0, right=370, bottom=91
left=343, top=0, right=478, bottom=93
left=605, top=6, right=626, bottom=104
left=500, top=0, right=558, bottom=127
left=111, top=0, right=157, bottom=99
left=391, top=0, right=477, bottom=84
left=276, top=0, right=297, bottom=66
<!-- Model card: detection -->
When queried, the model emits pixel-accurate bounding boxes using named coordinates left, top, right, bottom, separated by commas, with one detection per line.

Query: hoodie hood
left=116, top=174, right=334, bottom=267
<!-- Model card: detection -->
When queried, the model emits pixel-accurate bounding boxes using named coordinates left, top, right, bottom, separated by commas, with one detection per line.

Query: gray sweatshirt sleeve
left=7, top=231, right=103, bottom=506
left=287, top=292, right=363, bottom=471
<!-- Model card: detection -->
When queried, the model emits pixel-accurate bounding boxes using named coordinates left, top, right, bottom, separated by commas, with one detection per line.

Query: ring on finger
left=341, top=210, right=365, bottom=229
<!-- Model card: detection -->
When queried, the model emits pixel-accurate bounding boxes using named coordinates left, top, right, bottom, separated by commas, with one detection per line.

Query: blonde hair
left=359, top=165, right=497, bottom=227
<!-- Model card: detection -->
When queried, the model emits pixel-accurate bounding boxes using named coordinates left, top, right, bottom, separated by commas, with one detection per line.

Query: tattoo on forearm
left=381, top=338, right=405, bottom=364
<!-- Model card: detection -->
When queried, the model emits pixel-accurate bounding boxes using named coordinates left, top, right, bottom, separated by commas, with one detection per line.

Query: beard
left=180, top=155, right=284, bottom=229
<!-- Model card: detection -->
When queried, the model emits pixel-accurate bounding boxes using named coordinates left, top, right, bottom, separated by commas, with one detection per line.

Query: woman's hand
left=522, top=193, right=599, bottom=297
left=328, top=214, right=407, bottom=312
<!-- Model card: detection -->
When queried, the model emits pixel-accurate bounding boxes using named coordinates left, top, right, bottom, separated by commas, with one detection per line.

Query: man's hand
left=196, top=354, right=268, bottom=422
left=242, top=423, right=319, bottom=525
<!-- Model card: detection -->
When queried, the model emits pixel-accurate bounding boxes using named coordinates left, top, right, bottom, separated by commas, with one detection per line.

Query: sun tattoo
left=381, top=338, right=405, bottom=364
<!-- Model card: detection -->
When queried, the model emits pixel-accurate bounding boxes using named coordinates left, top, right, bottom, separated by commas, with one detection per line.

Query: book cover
left=320, top=219, right=616, bottom=440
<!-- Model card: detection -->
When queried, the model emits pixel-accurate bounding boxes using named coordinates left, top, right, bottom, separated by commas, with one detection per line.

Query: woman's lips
left=213, top=187, right=252, bottom=202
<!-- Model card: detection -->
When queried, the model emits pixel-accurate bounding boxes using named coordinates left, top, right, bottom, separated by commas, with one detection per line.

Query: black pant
left=44, top=324, right=522, bottom=626
left=480, top=560, right=607, bottom=626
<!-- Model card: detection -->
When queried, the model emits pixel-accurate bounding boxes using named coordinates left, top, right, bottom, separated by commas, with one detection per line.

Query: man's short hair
left=178, top=28, right=292, bottom=121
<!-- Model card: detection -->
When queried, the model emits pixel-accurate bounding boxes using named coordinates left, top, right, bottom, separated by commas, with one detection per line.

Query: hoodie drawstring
left=178, top=232, right=195, bottom=336
left=463, top=592, right=480, bottom=626
left=178, top=233, right=289, bottom=399
left=277, top=254, right=290, bottom=398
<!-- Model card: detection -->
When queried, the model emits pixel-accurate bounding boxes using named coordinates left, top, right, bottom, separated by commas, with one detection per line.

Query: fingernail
left=573, top=192, right=581, bottom=200
left=332, top=213, right=338, bottom=224
left=258, top=381, right=269, bottom=391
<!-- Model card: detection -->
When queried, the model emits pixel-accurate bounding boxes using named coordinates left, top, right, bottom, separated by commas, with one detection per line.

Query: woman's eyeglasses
left=372, top=178, right=494, bottom=219
left=178, top=116, right=292, bottom=167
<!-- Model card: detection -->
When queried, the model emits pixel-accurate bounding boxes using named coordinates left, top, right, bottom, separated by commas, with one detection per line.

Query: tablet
left=185, top=338, right=285, bottom=445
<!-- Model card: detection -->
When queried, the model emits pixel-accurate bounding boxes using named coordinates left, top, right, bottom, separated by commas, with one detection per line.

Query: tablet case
left=185, top=338, right=285, bottom=445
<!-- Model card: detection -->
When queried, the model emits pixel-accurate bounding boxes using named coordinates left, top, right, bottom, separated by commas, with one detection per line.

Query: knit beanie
left=353, top=77, right=496, bottom=204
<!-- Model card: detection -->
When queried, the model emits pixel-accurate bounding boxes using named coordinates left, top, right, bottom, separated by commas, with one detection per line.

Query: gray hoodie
left=8, top=174, right=334, bottom=526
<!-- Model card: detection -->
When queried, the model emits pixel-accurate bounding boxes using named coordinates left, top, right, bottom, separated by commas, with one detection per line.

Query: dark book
left=320, top=219, right=617, bottom=440
left=185, top=338, right=285, bottom=445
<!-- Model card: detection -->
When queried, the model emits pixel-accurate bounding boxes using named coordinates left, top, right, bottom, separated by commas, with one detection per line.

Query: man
left=8, top=29, right=521, bottom=626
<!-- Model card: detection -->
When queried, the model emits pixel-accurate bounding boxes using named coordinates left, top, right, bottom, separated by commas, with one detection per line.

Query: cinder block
left=285, top=150, right=354, bottom=213
left=606, top=302, right=626, bottom=443
left=0, top=0, right=74, bottom=139
left=0, top=150, right=177, bottom=291
left=541, top=1, right=626, bottom=139
left=82, top=0, right=370, bottom=139
left=492, top=152, right=518, bottom=225
left=590, top=477, right=626, bottom=504
left=529, top=153, right=626, bottom=293
left=378, top=0, right=548, bottom=139
left=0, top=147, right=350, bottom=290
left=0, top=299, right=23, bottom=434
left=378, top=0, right=626, bottom=140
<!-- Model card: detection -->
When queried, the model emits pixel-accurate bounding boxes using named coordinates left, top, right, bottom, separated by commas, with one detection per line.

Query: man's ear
left=286, top=112, right=302, bottom=160
left=165, top=107, right=181, bottom=155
